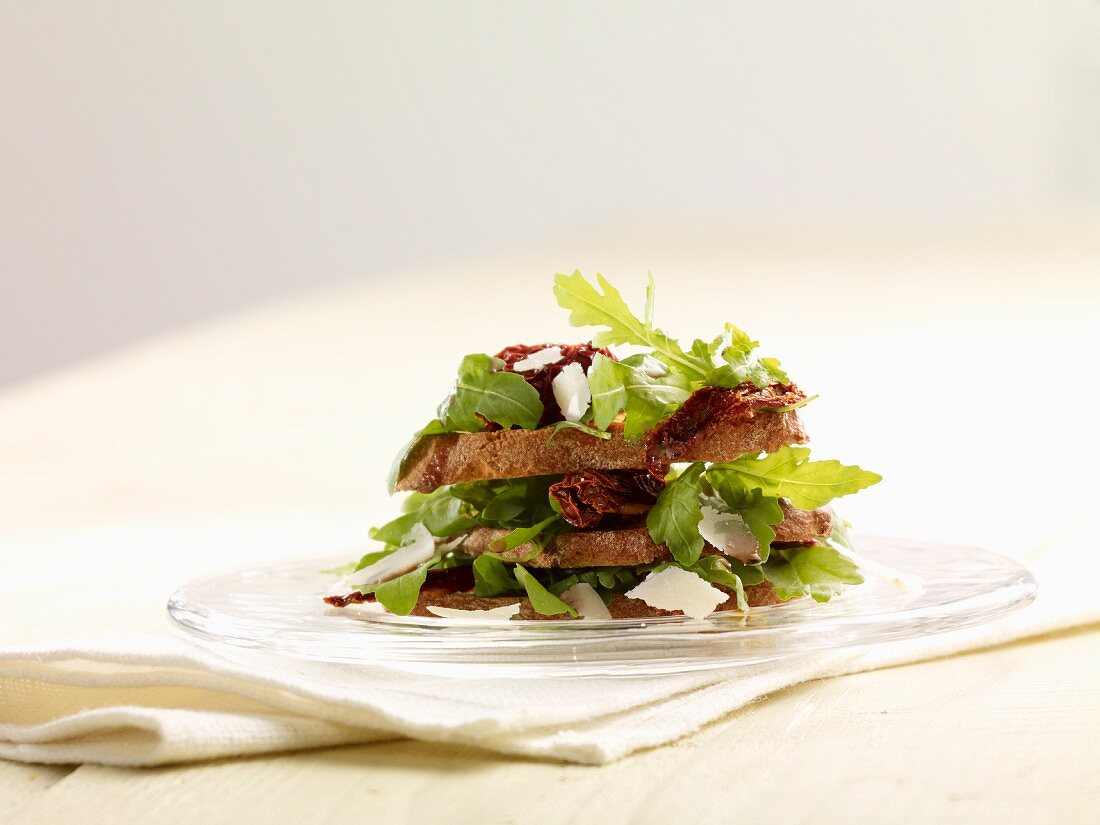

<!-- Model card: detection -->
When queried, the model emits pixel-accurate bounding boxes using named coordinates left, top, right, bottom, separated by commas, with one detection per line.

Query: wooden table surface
left=2, top=225, right=1099, bottom=823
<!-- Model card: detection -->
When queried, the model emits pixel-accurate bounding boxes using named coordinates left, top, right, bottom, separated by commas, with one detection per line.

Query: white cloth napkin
left=0, top=548, right=1094, bottom=767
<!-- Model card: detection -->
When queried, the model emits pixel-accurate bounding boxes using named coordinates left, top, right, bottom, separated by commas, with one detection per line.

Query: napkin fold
left=1, top=552, right=1095, bottom=767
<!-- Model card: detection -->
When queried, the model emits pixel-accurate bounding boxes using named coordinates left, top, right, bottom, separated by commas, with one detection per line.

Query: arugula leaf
left=433, top=548, right=475, bottom=569
left=487, top=515, right=562, bottom=560
left=735, top=498, right=783, bottom=564
left=472, top=554, right=523, bottom=597
left=477, top=476, right=558, bottom=525
left=513, top=565, right=577, bottom=616
left=371, top=487, right=476, bottom=544
left=588, top=354, right=691, bottom=442
left=759, top=556, right=805, bottom=602
left=596, top=569, right=632, bottom=589
left=447, top=480, right=500, bottom=511
left=553, top=271, right=711, bottom=381
left=688, top=552, right=764, bottom=588
left=352, top=549, right=392, bottom=572
left=320, top=561, right=359, bottom=576
left=420, top=490, right=478, bottom=536
left=545, top=574, right=580, bottom=598
left=369, top=511, right=419, bottom=546
left=547, top=567, right=640, bottom=599
left=371, top=561, right=432, bottom=615
left=790, top=546, right=863, bottom=600
left=646, top=463, right=706, bottom=565
left=709, top=446, right=882, bottom=510
left=394, top=476, right=561, bottom=545
left=763, top=545, right=863, bottom=603
left=704, top=480, right=785, bottom=563
left=712, top=555, right=765, bottom=587
left=689, top=335, right=721, bottom=364
left=439, top=354, right=543, bottom=431
left=706, top=324, right=788, bottom=389
left=726, top=573, right=748, bottom=612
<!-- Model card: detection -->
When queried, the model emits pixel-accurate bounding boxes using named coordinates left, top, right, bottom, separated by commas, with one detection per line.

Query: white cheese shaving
left=345, top=523, right=435, bottom=586
left=639, top=355, right=669, bottom=377
left=561, top=583, right=613, bottom=620
left=698, top=504, right=761, bottom=563
left=323, top=577, right=356, bottom=598
left=512, top=346, right=563, bottom=372
left=625, top=567, right=726, bottom=620
left=551, top=361, right=591, bottom=422
left=425, top=603, right=522, bottom=621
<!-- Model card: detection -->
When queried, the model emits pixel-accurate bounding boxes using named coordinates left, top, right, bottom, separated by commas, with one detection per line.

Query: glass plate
left=167, top=535, right=1036, bottom=677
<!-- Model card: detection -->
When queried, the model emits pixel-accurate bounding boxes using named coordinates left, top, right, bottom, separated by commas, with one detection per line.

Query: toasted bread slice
left=459, top=500, right=831, bottom=568
left=395, top=409, right=806, bottom=492
left=407, top=580, right=785, bottom=619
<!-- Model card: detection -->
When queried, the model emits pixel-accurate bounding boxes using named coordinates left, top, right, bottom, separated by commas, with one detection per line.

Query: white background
left=3, top=1, right=1100, bottom=387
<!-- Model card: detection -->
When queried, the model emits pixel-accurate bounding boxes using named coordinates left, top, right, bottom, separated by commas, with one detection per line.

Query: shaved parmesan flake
left=345, top=523, right=435, bottom=586
left=323, top=578, right=356, bottom=598
left=513, top=346, right=563, bottom=372
left=552, top=361, right=591, bottom=422
left=625, top=567, right=726, bottom=620
left=698, top=505, right=761, bottom=563
left=561, top=583, right=613, bottom=620
left=426, top=603, right=522, bottom=621
left=639, top=355, right=669, bottom=377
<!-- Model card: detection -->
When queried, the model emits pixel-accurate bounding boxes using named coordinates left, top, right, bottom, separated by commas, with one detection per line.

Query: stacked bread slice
left=385, top=397, right=831, bottom=619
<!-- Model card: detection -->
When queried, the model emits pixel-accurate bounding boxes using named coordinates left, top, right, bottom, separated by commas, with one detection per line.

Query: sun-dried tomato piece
left=643, top=383, right=805, bottom=478
left=549, top=469, right=665, bottom=529
left=492, top=343, right=615, bottom=427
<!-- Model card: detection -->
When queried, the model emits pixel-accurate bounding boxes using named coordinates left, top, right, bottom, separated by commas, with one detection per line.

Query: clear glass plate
left=167, top=535, right=1036, bottom=677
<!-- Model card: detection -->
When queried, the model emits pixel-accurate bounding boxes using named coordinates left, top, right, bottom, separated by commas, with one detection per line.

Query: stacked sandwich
left=325, top=272, right=881, bottom=620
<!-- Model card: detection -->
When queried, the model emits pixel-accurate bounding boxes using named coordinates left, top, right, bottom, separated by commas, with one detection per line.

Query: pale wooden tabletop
left=2, top=225, right=1098, bottom=823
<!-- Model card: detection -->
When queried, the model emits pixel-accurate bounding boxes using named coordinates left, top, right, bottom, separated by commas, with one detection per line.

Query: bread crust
left=459, top=500, right=830, bottom=568
left=771, top=500, right=834, bottom=544
left=408, top=580, right=785, bottom=619
left=395, top=410, right=807, bottom=492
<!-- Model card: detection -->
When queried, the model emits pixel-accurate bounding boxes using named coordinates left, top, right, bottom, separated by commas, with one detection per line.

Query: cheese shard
left=561, top=583, right=613, bottom=620
left=426, top=603, right=522, bottom=621
left=345, top=523, right=435, bottom=586
left=698, top=504, right=761, bottom=563
left=625, top=567, right=726, bottom=620
left=513, top=346, right=563, bottom=372
left=552, top=361, right=591, bottom=422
